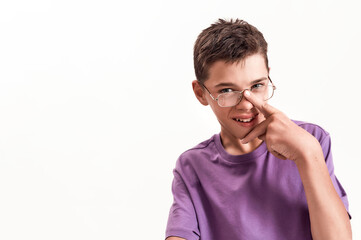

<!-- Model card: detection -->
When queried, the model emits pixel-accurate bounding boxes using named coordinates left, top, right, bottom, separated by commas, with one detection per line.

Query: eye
left=220, top=88, right=234, bottom=93
left=250, top=82, right=265, bottom=90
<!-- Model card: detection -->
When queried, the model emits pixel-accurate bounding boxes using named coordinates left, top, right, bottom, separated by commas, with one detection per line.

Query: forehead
left=206, top=54, right=269, bottom=86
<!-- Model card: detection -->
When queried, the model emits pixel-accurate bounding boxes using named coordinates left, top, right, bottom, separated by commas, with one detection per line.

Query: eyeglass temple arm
left=268, top=76, right=277, bottom=90
left=197, top=80, right=216, bottom=100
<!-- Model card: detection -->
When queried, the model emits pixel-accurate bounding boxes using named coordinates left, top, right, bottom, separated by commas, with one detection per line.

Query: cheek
left=208, top=100, right=220, bottom=113
left=211, top=106, right=229, bottom=120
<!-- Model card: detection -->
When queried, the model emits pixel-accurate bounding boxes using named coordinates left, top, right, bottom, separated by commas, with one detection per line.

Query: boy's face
left=193, top=54, right=269, bottom=142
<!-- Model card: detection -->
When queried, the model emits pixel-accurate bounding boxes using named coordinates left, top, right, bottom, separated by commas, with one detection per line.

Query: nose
left=235, top=92, right=254, bottom=110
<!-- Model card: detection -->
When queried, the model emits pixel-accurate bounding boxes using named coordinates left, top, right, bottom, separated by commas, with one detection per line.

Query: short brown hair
left=193, top=19, right=269, bottom=83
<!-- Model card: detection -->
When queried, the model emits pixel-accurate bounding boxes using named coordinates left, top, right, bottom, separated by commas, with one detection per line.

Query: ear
left=192, top=80, right=209, bottom=106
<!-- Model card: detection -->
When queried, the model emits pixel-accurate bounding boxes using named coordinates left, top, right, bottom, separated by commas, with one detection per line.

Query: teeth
left=236, top=118, right=253, bottom=123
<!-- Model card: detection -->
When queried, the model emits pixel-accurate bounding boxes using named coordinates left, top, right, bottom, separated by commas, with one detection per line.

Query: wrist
left=294, top=137, right=324, bottom=167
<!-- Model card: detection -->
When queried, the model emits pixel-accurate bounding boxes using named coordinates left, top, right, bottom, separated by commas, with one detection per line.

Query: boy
left=165, top=19, right=351, bottom=240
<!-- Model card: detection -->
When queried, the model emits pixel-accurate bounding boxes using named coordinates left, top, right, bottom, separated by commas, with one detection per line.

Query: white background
left=0, top=0, right=360, bottom=239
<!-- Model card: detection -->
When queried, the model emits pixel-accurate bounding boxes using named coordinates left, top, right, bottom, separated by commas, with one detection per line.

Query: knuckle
left=267, top=123, right=275, bottom=132
left=268, top=115, right=276, bottom=122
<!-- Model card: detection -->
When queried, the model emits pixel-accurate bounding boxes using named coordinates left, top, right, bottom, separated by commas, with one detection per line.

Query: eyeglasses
left=199, top=77, right=276, bottom=107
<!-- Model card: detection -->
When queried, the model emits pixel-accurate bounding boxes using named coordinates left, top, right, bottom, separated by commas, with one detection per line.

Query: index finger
left=243, top=90, right=278, bottom=118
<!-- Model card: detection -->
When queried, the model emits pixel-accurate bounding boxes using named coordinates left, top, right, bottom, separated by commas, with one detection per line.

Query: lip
left=232, top=113, right=259, bottom=127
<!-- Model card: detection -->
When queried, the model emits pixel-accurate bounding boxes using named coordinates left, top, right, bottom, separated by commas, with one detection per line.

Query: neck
left=220, top=131, right=263, bottom=155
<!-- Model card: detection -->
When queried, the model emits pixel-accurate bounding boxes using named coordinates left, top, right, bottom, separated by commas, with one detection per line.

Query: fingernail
left=244, top=90, right=250, bottom=96
left=241, top=139, right=247, bottom=144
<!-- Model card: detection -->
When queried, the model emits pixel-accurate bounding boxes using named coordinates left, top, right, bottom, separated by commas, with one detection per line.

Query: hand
left=241, top=90, right=321, bottom=162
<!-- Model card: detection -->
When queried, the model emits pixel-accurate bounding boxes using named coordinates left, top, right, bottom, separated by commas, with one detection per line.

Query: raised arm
left=242, top=90, right=352, bottom=240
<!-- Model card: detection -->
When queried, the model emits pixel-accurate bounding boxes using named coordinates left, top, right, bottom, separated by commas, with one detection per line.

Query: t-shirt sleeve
left=165, top=169, right=200, bottom=240
left=320, top=134, right=351, bottom=219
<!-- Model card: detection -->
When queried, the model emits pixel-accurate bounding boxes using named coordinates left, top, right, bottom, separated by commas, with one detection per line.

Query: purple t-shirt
left=165, top=121, right=350, bottom=240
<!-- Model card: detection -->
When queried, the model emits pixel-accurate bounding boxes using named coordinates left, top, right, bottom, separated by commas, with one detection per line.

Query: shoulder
left=292, top=120, right=330, bottom=143
left=175, top=134, right=218, bottom=171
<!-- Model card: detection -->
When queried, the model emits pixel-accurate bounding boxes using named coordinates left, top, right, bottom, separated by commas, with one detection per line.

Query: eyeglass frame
left=198, top=77, right=276, bottom=107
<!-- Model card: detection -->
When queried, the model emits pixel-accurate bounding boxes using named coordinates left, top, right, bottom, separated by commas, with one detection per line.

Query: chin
left=223, top=128, right=251, bottom=141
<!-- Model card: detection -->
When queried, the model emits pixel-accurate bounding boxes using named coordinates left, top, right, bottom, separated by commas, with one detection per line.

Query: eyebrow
left=214, top=77, right=268, bottom=88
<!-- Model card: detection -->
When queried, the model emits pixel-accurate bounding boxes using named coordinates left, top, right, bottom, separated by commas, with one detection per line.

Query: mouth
left=232, top=113, right=259, bottom=126
left=234, top=117, right=255, bottom=123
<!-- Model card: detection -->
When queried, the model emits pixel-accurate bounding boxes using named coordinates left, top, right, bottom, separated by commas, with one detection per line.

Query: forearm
left=295, top=146, right=351, bottom=240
